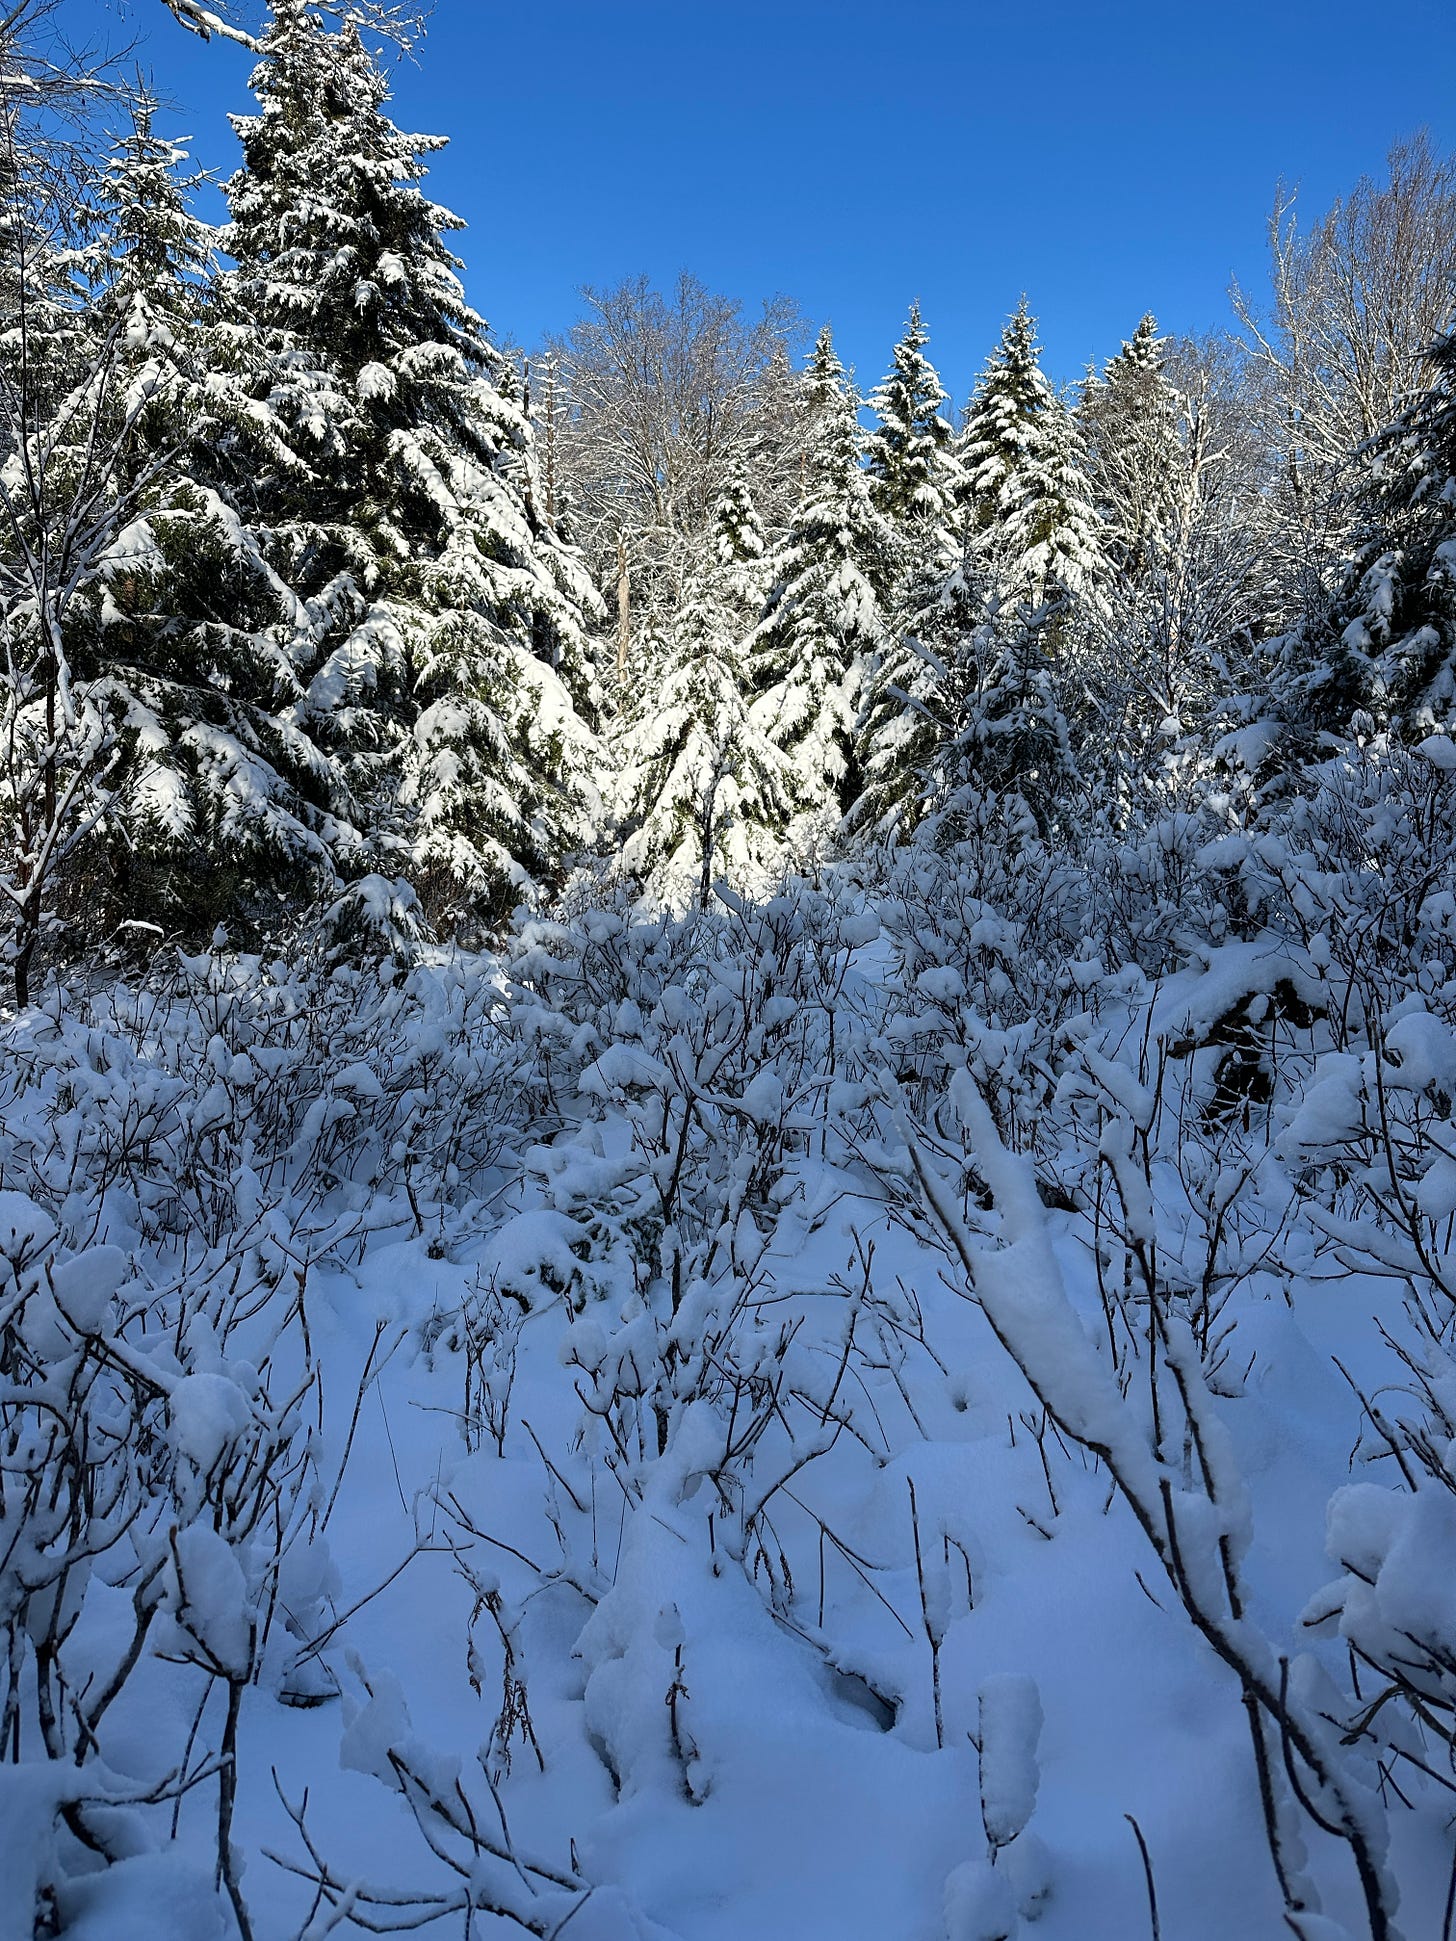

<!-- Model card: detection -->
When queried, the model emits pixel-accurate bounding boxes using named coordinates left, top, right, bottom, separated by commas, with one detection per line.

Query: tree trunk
left=616, top=533, right=630, bottom=685
left=13, top=903, right=35, bottom=1009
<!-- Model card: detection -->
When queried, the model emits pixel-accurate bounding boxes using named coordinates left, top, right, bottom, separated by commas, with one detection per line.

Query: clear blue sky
left=96, top=0, right=1456, bottom=403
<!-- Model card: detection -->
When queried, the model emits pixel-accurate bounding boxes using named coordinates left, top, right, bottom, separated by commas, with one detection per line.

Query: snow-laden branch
left=897, top=1065, right=1401, bottom=1941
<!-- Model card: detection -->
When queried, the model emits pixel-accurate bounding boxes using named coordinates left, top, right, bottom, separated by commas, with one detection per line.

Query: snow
left=167, top=1373, right=251, bottom=1472
left=943, top=1862, right=1019, bottom=1941
left=0, top=865, right=1449, bottom=1941
left=978, top=1675, right=1043, bottom=1851
left=168, top=1523, right=254, bottom=1677
left=1416, top=732, right=1456, bottom=770
left=50, top=1245, right=128, bottom=1332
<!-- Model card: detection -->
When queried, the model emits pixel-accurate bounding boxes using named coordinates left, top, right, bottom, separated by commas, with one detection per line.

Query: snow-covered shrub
left=0, top=936, right=539, bottom=1934
left=889, top=1064, right=1400, bottom=1941
left=0, top=1179, right=329, bottom=1933
left=869, top=811, right=1089, bottom=1153
left=1275, top=991, right=1456, bottom=1787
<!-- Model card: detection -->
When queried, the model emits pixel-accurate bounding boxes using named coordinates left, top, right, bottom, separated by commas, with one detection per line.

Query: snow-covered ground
left=3, top=843, right=1454, bottom=1940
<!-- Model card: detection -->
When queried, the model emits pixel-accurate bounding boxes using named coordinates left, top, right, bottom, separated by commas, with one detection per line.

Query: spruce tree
left=957, top=299, right=1103, bottom=608
left=221, top=1, right=601, bottom=927
left=851, top=553, right=984, bottom=839
left=1275, top=316, right=1456, bottom=743
left=0, top=117, right=91, bottom=423
left=0, top=136, right=126, bottom=994
left=747, top=327, right=894, bottom=824
left=921, top=598, right=1073, bottom=845
left=713, top=456, right=771, bottom=613
left=1078, top=314, right=1183, bottom=581
left=855, top=306, right=974, bottom=833
left=16, top=96, right=355, bottom=944
left=613, top=563, right=791, bottom=904
left=75, top=90, right=213, bottom=318
left=865, top=300, right=963, bottom=594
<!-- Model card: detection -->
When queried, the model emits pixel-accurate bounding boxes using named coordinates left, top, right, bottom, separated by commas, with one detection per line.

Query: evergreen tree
left=0, top=117, right=91, bottom=423
left=856, top=306, right=979, bottom=836
left=1078, top=313, right=1183, bottom=581
left=0, top=138, right=130, bottom=995
left=1033, top=399, right=1104, bottom=603
left=865, top=300, right=963, bottom=595
left=9, top=97, right=354, bottom=945
left=853, top=553, right=1076, bottom=842
left=221, top=1, right=601, bottom=927
left=1274, top=316, right=1456, bottom=744
left=851, top=551, right=983, bottom=839
left=957, top=299, right=1103, bottom=608
left=613, top=561, right=791, bottom=904
left=920, top=598, right=1073, bottom=845
left=748, top=327, right=894, bottom=823
left=75, top=89, right=214, bottom=318
left=713, top=455, right=770, bottom=611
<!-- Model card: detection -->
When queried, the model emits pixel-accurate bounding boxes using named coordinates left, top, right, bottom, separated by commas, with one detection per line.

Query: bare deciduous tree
left=545, top=272, right=808, bottom=682
left=151, top=0, right=429, bottom=54
left=1232, top=130, right=1456, bottom=610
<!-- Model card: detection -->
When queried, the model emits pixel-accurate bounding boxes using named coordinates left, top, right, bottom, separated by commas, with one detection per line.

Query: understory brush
left=6, top=750, right=1456, bottom=1937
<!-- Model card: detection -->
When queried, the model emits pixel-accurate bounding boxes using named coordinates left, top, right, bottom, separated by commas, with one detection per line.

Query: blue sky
left=98, top=0, right=1456, bottom=404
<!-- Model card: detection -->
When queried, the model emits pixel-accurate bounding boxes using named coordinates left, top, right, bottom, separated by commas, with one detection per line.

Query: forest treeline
left=2, top=0, right=1456, bottom=999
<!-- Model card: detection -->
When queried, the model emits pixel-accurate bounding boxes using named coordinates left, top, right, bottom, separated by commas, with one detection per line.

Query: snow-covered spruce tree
left=851, top=547, right=993, bottom=839
left=0, top=103, right=334, bottom=986
left=74, top=88, right=214, bottom=315
left=853, top=305, right=972, bottom=836
left=612, top=555, right=792, bottom=905
left=0, top=125, right=127, bottom=1000
left=957, top=298, right=1103, bottom=610
left=713, top=453, right=771, bottom=614
left=60, top=91, right=358, bottom=943
left=0, top=107, right=93, bottom=432
left=1072, top=319, right=1258, bottom=824
left=864, top=300, right=964, bottom=600
left=1270, top=315, right=1456, bottom=750
left=747, top=326, right=894, bottom=825
left=1078, top=313, right=1183, bottom=582
left=919, top=594, right=1074, bottom=844
left=222, top=1, right=601, bottom=930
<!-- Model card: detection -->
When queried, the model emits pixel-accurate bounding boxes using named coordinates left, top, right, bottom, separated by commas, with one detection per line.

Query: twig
left=1125, top=1814, right=1160, bottom=1941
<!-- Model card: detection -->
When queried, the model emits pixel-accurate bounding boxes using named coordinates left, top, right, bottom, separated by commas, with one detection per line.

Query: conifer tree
left=748, top=327, right=894, bottom=823
left=713, top=455, right=770, bottom=612
left=855, top=307, right=975, bottom=833
left=957, top=299, right=1103, bottom=608
left=61, top=91, right=357, bottom=939
left=221, top=1, right=601, bottom=927
left=0, top=94, right=348, bottom=963
left=851, top=553, right=983, bottom=839
left=0, top=114, right=90, bottom=421
left=1275, top=316, right=1456, bottom=743
left=920, top=598, right=1073, bottom=844
left=613, top=559, right=791, bottom=904
left=853, top=554, right=1075, bottom=842
left=0, top=134, right=131, bottom=997
left=865, top=300, right=963, bottom=594
left=75, top=91, right=213, bottom=318
left=1078, top=314, right=1183, bottom=581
